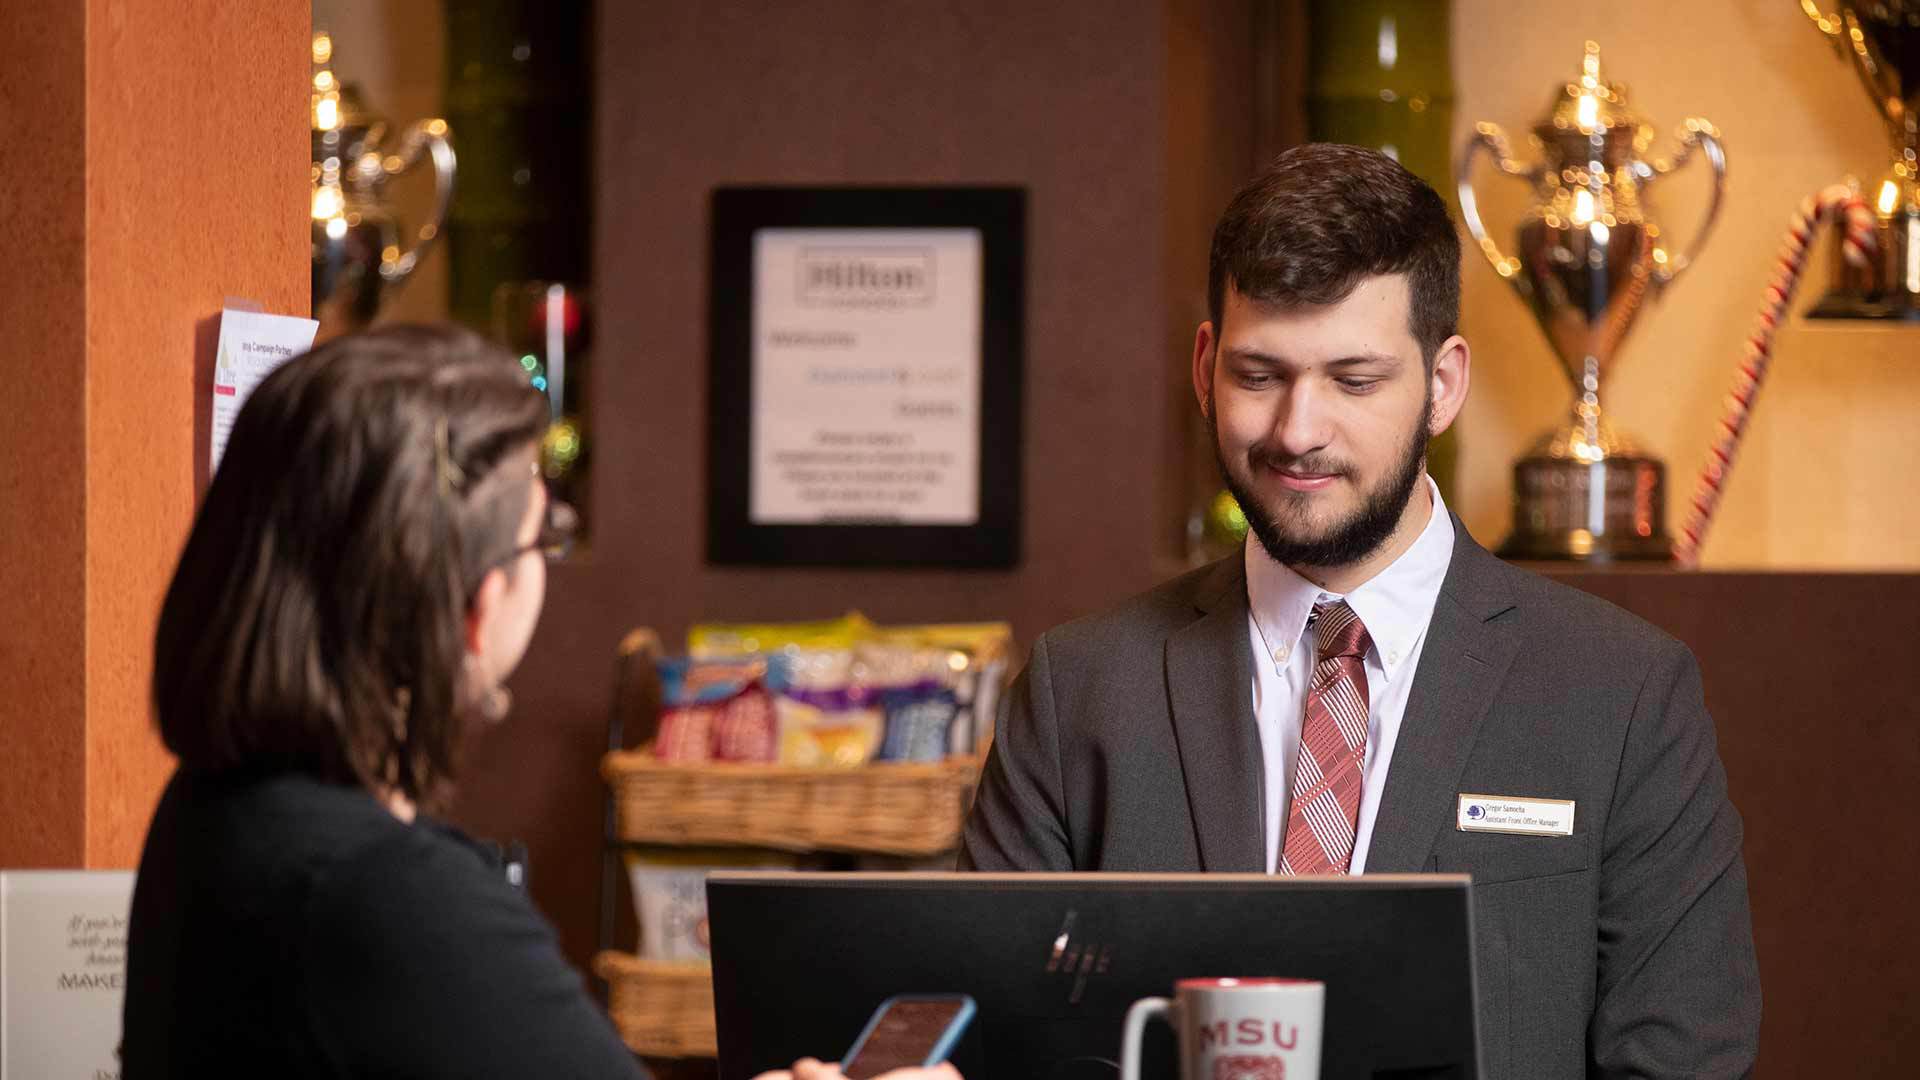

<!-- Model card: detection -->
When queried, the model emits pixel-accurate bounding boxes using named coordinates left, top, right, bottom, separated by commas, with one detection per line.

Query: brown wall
left=1163, top=1, right=1276, bottom=557
left=1552, top=570, right=1920, bottom=1076
left=453, top=0, right=1260, bottom=968
left=0, top=0, right=310, bottom=868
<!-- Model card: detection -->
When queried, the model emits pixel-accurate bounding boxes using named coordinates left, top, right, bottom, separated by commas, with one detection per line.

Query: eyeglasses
left=464, top=476, right=579, bottom=600
left=518, top=496, right=579, bottom=563
left=482, top=493, right=579, bottom=577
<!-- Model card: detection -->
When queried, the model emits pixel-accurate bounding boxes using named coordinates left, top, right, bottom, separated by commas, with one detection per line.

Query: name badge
left=1456, top=793, right=1575, bottom=837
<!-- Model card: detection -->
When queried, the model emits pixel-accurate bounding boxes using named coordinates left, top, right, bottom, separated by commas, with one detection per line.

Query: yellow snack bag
left=869, top=620, right=1014, bottom=667
left=774, top=695, right=881, bottom=767
left=687, top=612, right=875, bottom=657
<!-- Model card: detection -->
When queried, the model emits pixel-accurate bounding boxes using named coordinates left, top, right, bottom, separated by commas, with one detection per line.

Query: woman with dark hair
left=121, top=324, right=639, bottom=1076
left=123, top=325, right=959, bottom=1079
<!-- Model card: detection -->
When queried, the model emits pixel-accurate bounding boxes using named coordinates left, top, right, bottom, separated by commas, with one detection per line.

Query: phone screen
left=842, top=999, right=970, bottom=1079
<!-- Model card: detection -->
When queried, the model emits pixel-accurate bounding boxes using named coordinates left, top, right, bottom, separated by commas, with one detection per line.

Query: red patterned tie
left=1278, top=601, right=1372, bottom=875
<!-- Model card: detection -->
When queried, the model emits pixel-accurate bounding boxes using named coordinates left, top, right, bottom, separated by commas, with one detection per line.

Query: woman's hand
left=752, top=1058, right=962, bottom=1080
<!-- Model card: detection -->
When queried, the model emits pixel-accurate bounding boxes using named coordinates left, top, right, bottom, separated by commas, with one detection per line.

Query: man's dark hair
left=1207, top=143, right=1460, bottom=364
left=153, top=324, right=549, bottom=811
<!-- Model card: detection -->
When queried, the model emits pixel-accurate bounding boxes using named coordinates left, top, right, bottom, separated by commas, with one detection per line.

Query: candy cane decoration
left=1672, top=185, right=1876, bottom=568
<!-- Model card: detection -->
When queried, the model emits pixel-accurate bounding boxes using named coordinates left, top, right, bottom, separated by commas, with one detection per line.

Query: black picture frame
left=707, top=186, right=1025, bottom=568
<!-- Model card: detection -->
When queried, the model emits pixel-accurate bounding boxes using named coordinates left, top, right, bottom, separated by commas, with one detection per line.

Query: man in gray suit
left=961, top=145, right=1760, bottom=1078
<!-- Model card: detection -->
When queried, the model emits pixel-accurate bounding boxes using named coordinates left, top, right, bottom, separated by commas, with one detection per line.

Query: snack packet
left=874, top=682, right=959, bottom=763
left=773, top=687, right=883, bottom=767
left=625, top=849, right=797, bottom=963
left=965, top=651, right=1010, bottom=755
left=865, top=621, right=1013, bottom=757
left=780, top=647, right=855, bottom=692
left=687, top=612, right=874, bottom=657
left=711, top=684, right=777, bottom=762
left=653, top=655, right=785, bottom=762
left=868, top=620, right=1013, bottom=668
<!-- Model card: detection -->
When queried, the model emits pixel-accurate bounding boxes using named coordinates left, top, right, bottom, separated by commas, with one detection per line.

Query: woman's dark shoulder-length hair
left=153, top=323, right=549, bottom=809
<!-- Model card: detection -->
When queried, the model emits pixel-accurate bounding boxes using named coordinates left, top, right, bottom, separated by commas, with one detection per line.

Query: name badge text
left=1456, top=793, right=1575, bottom=837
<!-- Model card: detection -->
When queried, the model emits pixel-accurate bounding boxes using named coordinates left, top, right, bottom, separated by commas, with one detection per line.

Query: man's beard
left=1211, top=392, right=1431, bottom=570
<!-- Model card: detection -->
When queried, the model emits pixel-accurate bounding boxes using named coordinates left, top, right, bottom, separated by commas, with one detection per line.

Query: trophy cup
left=310, top=31, right=456, bottom=340
left=1803, top=2, right=1920, bottom=319
left=1458, top=41, right=1726, bottom=561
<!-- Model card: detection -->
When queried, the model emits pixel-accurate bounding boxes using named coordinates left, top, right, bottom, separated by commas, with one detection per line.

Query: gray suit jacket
left=961, top=521, right=1760, bottom=1079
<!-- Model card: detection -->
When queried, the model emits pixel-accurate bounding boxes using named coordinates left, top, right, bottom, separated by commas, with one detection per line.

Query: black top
left=123, top=769, right=644, bottom=1079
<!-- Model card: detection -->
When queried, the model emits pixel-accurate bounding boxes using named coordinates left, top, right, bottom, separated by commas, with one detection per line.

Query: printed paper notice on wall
left=749, top=228, right=983, bottom=526
left=705, top=187, right=1024, bottom=568
left=0, top=871, right=137, bottom=1080
left=211, top=307, right=319, bottom=473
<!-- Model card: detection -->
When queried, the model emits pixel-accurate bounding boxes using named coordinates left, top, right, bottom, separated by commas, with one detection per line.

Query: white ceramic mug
left=1120, top=977, right=1324, bottom=1080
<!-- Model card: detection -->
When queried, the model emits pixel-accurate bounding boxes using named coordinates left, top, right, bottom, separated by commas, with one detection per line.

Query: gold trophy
left=310, top=32, right=456, bottom=340
left=1458, top=42, right=1727, bottom=561
left=1803, top=2, right=1920, bottom=319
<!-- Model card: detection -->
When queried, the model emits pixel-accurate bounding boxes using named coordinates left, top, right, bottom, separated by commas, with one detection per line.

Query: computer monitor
left=708, top=872, right=1479, bottom=1080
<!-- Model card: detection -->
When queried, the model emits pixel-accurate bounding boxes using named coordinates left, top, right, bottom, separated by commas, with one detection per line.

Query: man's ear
left=464, top=568, right=506, bottom=656
left=1427, top=334, right=1472, bottom=436
left=1193, top=321, right=1218, bottom=420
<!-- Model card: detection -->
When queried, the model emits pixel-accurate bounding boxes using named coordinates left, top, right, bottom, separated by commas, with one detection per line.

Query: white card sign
left=210, top=307, right=319, bottom=473
left=749, top=228, right=983, bottom=526
left=0, top=870, right=137, bottom=1080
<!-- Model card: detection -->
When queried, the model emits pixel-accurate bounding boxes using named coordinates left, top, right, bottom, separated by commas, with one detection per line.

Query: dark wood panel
left=1550, top=570, right=1920, bottom=1078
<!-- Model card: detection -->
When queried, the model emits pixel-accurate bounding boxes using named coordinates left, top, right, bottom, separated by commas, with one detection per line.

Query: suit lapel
left=1364, top=520, right=1523, bottom=874
left=1165, top=556, right=1267, bottom=873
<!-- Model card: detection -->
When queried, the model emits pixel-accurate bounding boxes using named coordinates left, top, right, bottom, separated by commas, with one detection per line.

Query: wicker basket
left=594, top=952, right=716, bottom=1058
left=602, top=752, right=981, bottom=855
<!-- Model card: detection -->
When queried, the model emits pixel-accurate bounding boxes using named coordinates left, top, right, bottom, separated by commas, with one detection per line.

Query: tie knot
left=1313, top=601, right=1370, bottom=661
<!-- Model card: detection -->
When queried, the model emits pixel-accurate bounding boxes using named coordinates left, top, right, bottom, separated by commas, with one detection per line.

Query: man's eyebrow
left=1220, top=346, right=1404, bottom=369
left=1325, top=351, right=1404, bottom=370
left=1220, top=345, right=1288, bottom=366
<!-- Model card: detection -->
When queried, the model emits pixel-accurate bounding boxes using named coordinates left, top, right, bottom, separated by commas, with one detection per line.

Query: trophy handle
left=376, top=118, right=457, bottom=286
left=1643, top=119, right=1728, bottom=285
left=1456, top=122, right=1538, bottom=289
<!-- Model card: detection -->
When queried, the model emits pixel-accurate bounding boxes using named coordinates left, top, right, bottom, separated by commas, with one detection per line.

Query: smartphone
left=840, top=993, right=977, bottom=1079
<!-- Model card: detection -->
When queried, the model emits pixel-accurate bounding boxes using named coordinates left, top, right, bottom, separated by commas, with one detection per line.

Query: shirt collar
left=1244, top=475, right=1456, bottom=682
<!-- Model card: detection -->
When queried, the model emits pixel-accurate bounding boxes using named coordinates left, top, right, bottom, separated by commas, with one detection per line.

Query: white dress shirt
left=1245, top=475, right=1456, bottom=873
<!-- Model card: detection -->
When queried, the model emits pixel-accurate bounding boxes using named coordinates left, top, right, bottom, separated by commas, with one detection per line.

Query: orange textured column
left=0, top=1, right=310, bottom=869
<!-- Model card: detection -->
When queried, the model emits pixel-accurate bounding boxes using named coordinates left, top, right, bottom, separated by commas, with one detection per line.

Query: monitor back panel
left=708, top=873, right=1477, bottom=1080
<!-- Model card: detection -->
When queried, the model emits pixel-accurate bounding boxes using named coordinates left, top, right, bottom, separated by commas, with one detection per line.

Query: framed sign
left=707, top=186, right=1024, bottom=568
